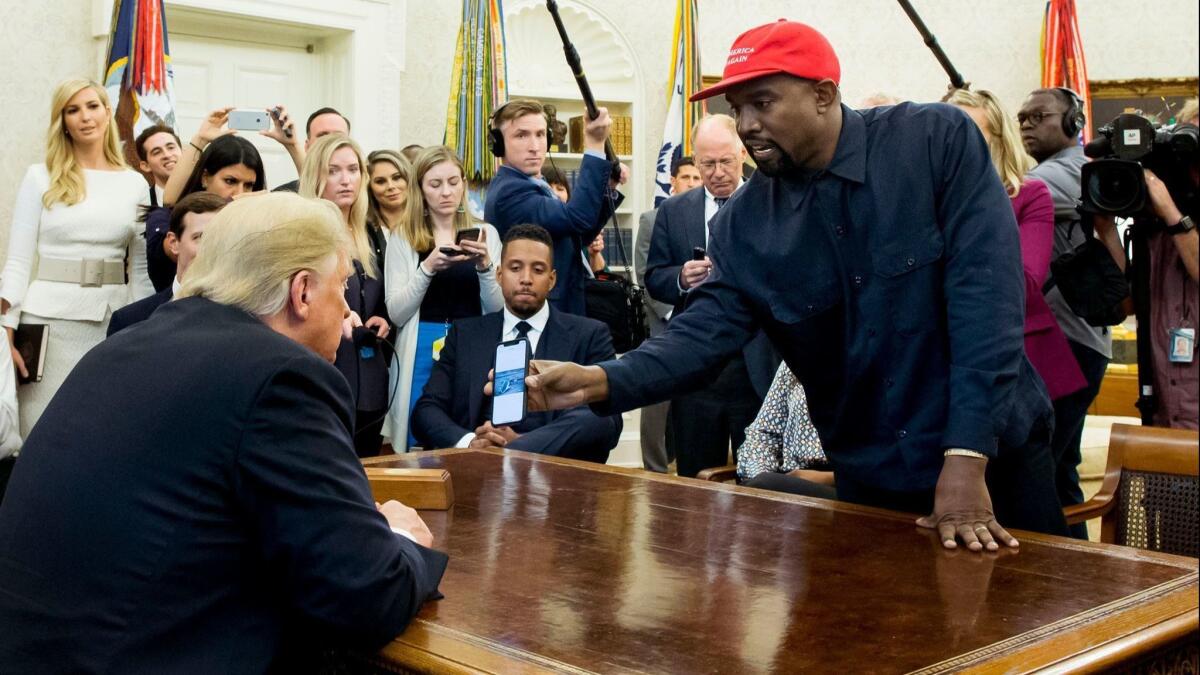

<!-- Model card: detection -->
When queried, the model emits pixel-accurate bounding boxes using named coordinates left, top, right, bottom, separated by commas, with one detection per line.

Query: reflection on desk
left=349, top=449, right=1198, bottom=674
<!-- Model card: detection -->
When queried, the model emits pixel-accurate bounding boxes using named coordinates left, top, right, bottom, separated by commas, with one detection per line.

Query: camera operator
left=1020, top=87, right=1127, bottom=537
left=1140, top=99, right=1198, bottom=429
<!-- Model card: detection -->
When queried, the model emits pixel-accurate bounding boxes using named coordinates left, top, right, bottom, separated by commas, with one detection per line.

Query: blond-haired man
left=0, top=193, right=446, bottom=672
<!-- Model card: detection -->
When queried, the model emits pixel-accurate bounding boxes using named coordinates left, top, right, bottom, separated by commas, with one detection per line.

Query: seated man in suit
left=107, top=191, right=225, bottom=336
left=0, top=194, right=447, bottom=672
left=484, top=99, right=628, bottom=315
left=645, top=114, right=779, bottom=477
left=412, top=224, right=621, bottom=462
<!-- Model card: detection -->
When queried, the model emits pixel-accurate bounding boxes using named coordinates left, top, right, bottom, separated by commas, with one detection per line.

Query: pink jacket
left=1013, top=178, right=1087, bottom=400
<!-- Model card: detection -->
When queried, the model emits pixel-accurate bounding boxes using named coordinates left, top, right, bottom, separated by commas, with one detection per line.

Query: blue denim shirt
left=600, top=103, right=1052, bottom=491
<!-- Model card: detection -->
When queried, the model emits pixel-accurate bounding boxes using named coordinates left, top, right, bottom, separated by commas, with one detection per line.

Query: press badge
left=1169, top=327, right=1195, bottom=363
left=431, top=335, right=446, bottom=361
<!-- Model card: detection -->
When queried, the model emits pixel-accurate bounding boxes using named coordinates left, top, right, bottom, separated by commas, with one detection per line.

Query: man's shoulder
left=861, top=100, right=965, bottom=130
left=549, top=309, right=608, bottom=339
left=272, top=179, right=300, bottom=193
left=658, top=187, right=703, bottom=215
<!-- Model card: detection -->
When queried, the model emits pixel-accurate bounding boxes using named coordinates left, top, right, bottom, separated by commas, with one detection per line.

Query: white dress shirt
left=455, top=302, right=551, bottom=448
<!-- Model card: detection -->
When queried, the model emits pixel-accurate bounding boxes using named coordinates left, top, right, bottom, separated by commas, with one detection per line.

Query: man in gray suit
left=634, top=158, right=701, bottom=473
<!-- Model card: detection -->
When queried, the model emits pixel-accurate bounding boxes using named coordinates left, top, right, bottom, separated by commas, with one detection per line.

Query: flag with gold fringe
left=445, top=0, right=508, bottom=183
left=1040, top=0, right=1091, bottom=140
left=654, top=0, right=702, bottom=206
left=103, top=0, right=176, bottom=169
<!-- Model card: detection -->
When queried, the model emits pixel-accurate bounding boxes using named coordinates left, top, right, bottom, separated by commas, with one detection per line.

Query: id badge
left=1169, top=327, right=1195, bottom=363
left=431, top=335, right=446, bottom=362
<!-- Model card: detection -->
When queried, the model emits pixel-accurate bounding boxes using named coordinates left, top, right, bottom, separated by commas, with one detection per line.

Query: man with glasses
left=645, top=114, right=778, bottom=477
left=1018, top=88, right=1126, bottom=538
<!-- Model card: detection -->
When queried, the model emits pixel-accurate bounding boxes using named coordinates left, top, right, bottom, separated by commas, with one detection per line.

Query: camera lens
left=1083, top=159, right=1145, bottom=214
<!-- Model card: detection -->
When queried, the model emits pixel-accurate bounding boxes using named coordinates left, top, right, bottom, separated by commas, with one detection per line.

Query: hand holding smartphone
left=227, top=109, right=271, bottom=132
left=692, top=246, right=707, bottom=261
left=491, top=339, right=530, bottom=426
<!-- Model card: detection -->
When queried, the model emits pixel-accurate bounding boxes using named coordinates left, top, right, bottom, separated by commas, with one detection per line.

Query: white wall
left=2, top=0, right=1198, bottom=258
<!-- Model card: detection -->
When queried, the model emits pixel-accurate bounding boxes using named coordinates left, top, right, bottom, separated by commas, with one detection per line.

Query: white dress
left=1, top=165, right=153, bottom=437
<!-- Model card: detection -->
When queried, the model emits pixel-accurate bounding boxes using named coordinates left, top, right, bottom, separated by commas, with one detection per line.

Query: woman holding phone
left=300, top=134, right=393, bottom=457
left=145, top=106, right=292, bottom=290
left=384, top=145, right=502, bottom=449
left=1, top=78, right=154, bottom=435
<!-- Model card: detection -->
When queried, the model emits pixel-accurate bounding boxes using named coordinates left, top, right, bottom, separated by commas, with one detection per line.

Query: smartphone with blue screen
left=491, top=338, right=529, bottom=426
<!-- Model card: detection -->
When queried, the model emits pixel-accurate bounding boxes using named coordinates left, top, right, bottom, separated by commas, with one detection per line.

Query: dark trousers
left=670, top=354, right=761, bottom=478
left=0, top=455, right=15, bottom=506
left=353, top=409, right=387, bottom=458
left=834, top=414, right=1070, bottom=537
left=1051, top=340, right=1109, bottom=539
left=743, top=472, right=838, bottom=501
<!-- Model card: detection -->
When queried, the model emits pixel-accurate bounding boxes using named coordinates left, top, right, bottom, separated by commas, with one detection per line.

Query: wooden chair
left=696, top=465, right=737, bottom=483
left=1065, top=423, right=1199, bottom=557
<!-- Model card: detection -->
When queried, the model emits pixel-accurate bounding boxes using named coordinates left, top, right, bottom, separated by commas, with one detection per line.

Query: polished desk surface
left=362, top=449, right=1198, bottom=674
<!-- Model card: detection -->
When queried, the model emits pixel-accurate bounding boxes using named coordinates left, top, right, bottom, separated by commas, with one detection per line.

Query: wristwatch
left=1166, top=214, right=1195, bottom=236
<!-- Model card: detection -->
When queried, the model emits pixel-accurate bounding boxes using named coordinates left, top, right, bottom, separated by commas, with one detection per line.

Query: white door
left=168, top=33, right=324, bottom=190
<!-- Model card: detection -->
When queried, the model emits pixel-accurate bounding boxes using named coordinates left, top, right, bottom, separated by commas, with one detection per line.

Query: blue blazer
left=0, top=297, right=447, bottom=672
left=411, top=307, right=622, bottom=462
left=644, top=187, right=780, bottom=398
left=106, top=286, right=172, bottom=337
left=484, top=155, right=622, bottom=315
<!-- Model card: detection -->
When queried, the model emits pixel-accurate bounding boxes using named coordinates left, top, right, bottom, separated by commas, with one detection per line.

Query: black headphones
left=1055, top=87, right=1086, bottom=138
left=488, top=102, right=510, bottom=158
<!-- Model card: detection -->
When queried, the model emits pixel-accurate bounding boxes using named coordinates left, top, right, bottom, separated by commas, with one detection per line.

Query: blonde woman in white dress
left=1, top=79, right=153, bottom=436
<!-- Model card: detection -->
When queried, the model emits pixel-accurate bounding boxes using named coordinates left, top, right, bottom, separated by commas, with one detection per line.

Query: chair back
left=1104, top=424, right=1199, bottom=557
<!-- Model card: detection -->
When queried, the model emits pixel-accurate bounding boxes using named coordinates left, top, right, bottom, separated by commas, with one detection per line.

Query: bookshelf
left=503, top=0, right=645, bottom=272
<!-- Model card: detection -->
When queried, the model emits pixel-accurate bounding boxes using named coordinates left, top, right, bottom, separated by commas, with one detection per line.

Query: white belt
left=36, top=257, right=125, bottom=287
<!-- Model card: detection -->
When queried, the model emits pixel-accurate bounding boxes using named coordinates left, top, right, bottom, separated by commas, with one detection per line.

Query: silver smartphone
left=227, top=109, right=271, bottom=131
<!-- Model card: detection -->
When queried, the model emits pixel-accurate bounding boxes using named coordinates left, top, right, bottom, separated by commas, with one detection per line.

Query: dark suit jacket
left=143, top=206, right=176, bottom=292
left=643, top=187, right=780, bottom=398
left=335, top=236, right=391, bottom=412
left=107, top=286, right=173, bottom=336
left=411, top=307, right=622, bottom=462
left=0, top=297, right=446, bottom=673
left=484, top=155, right=622, bottom=315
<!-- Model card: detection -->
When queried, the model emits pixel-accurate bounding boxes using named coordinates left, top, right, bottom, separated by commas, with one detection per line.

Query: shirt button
left=886, top=378, right=894, bottom=387
left=853, top=275, right=863, bottom=288
left=869, top=328, right=877, bottom=337
left=806, top=304, right=815, bottom=311
left=897, top=430, right=908, bottom=439
left=835, top=226, right=846, bottom=237
left=905, top=257, right=916, bottom=267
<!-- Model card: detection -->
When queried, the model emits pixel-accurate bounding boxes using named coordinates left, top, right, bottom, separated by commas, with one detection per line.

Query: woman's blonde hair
left=401, top=145, right=472, bottom=252
left=945, top=89, right=1035, bottom=198
left=299, top=134, right=376, bottom=277
left=1178, top=97, right=1199, bottom=125
left=365, top=149, right=412, bottom=232
left=43, top=79, right=126, bottom=208
left=177, top=193, right=350, bottom=317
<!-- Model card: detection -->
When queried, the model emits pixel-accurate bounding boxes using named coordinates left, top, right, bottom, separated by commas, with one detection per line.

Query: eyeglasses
left=697, top=156, right=740, bottom=174
left=1016, top=110, right=1064, bottom=126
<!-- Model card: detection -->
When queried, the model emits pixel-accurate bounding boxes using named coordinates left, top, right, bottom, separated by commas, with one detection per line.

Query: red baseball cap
left=691, top=20, right=841, bottom=102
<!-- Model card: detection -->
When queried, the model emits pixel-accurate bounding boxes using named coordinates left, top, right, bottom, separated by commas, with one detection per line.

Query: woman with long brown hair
left=1, top=79, right=153, bottom=435
left=384, top=145, right=502, bottom=448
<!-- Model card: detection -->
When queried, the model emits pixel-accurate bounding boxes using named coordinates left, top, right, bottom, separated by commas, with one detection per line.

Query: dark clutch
left=13, top=323, right=48, bottom=384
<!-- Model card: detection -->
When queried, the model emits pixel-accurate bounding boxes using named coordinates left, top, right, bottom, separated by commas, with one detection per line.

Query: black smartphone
left=455, top=227, right=481, bottom=244
left=491, top=338, right=529, bottom=426
left=439, top=246, right=464, bottom=256
left=692, top=246, right=707, bottom=261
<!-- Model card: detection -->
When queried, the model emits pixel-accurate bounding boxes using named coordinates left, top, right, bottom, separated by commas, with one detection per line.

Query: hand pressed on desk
left=917, top=455, right=1019, bottom=552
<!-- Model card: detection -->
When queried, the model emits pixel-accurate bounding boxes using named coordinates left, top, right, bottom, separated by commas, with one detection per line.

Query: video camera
left=1081, top=114, right=1198, bottom=217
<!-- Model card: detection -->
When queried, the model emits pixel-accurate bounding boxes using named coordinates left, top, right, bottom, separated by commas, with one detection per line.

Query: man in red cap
left=498, top=20, right=1068, bottom=549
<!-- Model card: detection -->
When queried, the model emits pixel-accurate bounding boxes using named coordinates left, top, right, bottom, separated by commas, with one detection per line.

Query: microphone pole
left=546, top=0, right=622, bottom=179
left=896, top=0, right=967, bottom=91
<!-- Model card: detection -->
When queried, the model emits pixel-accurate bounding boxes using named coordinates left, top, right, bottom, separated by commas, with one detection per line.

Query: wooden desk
left=355, top=449, right=1198, bottom=674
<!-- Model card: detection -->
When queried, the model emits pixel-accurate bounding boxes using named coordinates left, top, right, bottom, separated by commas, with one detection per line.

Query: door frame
left=90, top=0, right=406, bottom=152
